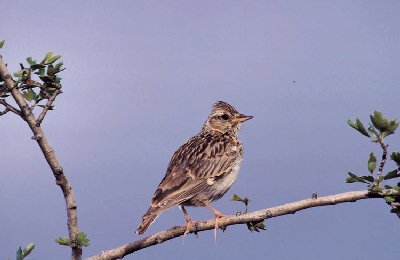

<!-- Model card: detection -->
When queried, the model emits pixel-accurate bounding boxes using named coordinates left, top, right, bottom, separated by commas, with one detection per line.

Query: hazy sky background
left=1, top=1, right=399, bottom=259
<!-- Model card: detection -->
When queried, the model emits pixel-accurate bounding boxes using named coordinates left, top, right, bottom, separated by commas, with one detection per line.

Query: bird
left=135, top=101, right=253, bottom=237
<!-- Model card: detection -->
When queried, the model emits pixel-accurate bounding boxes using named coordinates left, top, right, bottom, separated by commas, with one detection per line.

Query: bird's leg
left=202, top=201, right=226, bottom=242
left=181, top=206, right=195, bottom=240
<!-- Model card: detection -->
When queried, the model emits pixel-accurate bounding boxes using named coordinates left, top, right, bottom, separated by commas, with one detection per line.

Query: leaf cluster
left=347, top=111, right=400, bottom=214
left=16, top=52, right=64, bottom=104
left=345, top=151, right=400, bottom=191
left=347, top=111, right=399, bottom=141
left=55, top=232, right=90, bottom=247
left=0, top=44, right=64, bottom=113
left=246, top=220, right=266, bottom=232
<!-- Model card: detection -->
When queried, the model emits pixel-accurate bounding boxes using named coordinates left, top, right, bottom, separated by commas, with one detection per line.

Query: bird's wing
left=150, top=133, right=240, bottom=210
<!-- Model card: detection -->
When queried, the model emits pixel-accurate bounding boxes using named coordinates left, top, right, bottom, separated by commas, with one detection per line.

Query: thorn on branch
left=312, top=192, right=318, bottom=199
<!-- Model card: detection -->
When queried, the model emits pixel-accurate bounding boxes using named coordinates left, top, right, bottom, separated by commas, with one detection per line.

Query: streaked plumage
left=136, top=101, right=252, bottom=235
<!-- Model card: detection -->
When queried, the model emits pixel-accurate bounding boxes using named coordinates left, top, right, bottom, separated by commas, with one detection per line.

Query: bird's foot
left=183, top=220, right=197, bottom=243
left=214, top=213, right=226, bottom=244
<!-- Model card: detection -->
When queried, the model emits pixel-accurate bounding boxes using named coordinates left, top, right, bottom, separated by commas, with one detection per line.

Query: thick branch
left=87, top=189, right=398, bottom=260
left=0, top=55, right=81, bottom=260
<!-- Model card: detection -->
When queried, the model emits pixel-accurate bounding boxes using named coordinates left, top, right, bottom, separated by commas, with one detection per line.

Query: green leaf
left=26, top=57, right=36, bottom=66
left=22, top=89, right=38, bottom=103
left=231, top=194, right=250, bottom=204
left=370, top=111, right=389, bottom=132
left=41, top=51, right=54, bottom=64
left=16, top=247, right=23, bottom=260
left=347, top=118, right=370, bottom=137
left=76, top=232, right=90, bottom=247
left=22, top=243, right=35, bottom=257
left=55, top=236, right=71, bottom=247
left=388, top=118, right=399, bottom=132
left=35, top=68, right=45, bottom=76
left=346, top=172, right=368, bottom=183
left=384, top=196, right=395, bottom=203
left=381, top=118, right=399, bottom=138
left=53, top=62, right=63, bottom=72
left=231, top=194, right=243, bottom=202
left=368, top=153, right=377, bottom=174
left=13, top=70, right=23, bottom=78
left=361, top=175, right=374, bottom=182
left=0, top=40, right=5, bottom=49
left=393, top=186, right=400, bottom=192
left=384, top=170, right=400, bottom=180
left=391, top=152, right=400, bottom=165
left=46, top=55, right=61, bottom=64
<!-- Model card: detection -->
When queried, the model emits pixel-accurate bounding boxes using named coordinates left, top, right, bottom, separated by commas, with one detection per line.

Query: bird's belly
left=212, top=159, right=241, bottom=195
left=181, top=156, right=243, bottom=206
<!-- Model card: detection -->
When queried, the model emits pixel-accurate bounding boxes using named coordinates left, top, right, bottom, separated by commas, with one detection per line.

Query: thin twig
left=0, top=54, right=82, bottom=260
left=20, top=79, right=44, bottom=90
left=36, top=88, right=62, bottom=126
left=377, top=137, right=388, bottom=182
left=87, top=189, right=399, bottom=260
left=0, top=99, right=22, bottom=117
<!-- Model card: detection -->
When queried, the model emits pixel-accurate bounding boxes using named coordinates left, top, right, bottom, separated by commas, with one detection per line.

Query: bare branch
left=377, top=137, right=388, bottom=181
left=36, top=88, right=62, bottom=126
left=87, top=189, right=399, bottom=260
left=0, top=54, right=82, bottom=260
left=0, top=99, right=22, bottom=117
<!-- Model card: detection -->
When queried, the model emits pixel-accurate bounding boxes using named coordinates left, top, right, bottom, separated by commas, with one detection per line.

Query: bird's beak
left=234, top=114, right=253, bottom=123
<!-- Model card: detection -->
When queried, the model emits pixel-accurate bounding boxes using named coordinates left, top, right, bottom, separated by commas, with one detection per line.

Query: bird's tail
left=135, top=207, right=160, bottom=235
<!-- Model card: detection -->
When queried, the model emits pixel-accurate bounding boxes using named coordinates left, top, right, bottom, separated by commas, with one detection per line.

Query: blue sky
left=1, top=1, right=399, bottom=259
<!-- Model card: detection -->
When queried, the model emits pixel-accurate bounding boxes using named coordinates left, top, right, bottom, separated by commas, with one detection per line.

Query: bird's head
left=203, top=101, right=253, bottom=134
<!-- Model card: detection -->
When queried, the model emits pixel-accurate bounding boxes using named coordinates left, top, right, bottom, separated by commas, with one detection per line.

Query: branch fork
left=0, top=54, right=81, bottom=259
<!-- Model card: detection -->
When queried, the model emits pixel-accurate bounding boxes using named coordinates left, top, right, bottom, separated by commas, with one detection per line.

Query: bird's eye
left=219, top=114, right=230, bottom=120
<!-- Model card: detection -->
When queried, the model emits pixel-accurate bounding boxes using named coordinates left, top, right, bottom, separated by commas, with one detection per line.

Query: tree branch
left=87, top=189, right=399, bottom=260
left=36, top=88, right=62, bottom=126
left=0, top=99, right=22, bottom=117
left=377, top=137, right=388, bottom=181
left=0, top=55, right=82, bottom=260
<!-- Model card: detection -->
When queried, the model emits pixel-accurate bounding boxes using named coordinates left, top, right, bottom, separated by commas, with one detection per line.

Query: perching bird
left=136, top=101, right=252, bottom=235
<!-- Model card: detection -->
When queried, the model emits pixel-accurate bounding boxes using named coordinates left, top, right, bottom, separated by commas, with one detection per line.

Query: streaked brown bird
left=136, top=101, right=252, bottom=236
